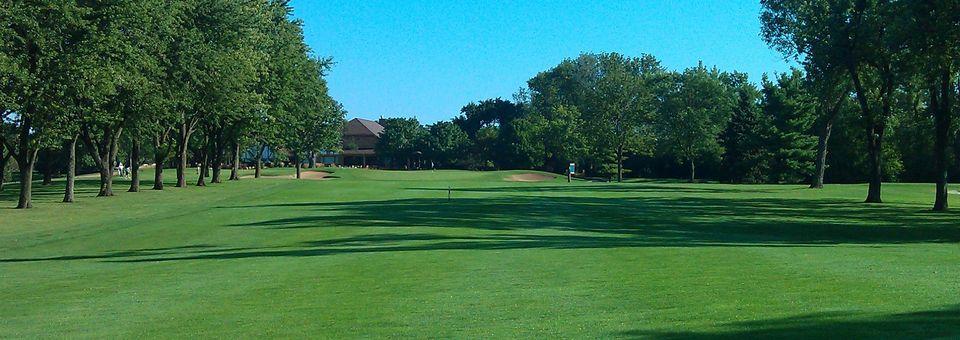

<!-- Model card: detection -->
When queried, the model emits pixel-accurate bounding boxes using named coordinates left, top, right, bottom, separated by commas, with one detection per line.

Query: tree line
left=0, top=0, right=345, bottom=209
left=376, top=0, right=959, bottom=211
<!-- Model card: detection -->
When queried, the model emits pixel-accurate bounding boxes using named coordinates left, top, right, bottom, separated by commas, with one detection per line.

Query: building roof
left=344, top=118, right=384, bottom=137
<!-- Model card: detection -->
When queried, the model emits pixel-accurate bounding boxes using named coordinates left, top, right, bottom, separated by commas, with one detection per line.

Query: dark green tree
left=425, top=121, right=470, bottom=168
left=720, top=72, right=769, bottom=183
left=761, top=69, right=819, bottom=183
left=376, top=118, right=427, bottom=169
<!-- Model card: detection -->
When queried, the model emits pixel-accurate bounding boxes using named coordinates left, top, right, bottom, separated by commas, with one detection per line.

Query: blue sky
left=291, top=0, right=795, bottom=123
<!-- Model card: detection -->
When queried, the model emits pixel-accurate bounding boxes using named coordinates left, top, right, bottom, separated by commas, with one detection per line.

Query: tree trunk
left=202, top=149, right=209, bottom=178
left=153, top=137, right=165, bottom=190
left=229, top=141, right=240, bottom=181
left=197, top=137, right=208, bottom=187
left=176, top=123, right=192, bottom=188
left=63, top=136, right=77, bottom=203
left=811, top=91, right=847, bottom=189
left=616, top=145, right=623, bottom=182
left=0, top=151, right=9, bottom=192
left=41, top=150, right=53, bottom=185
left=98, top=164, right=114, bottom=197
left=82, top=127, right=122, bottom=197
left=128, top=138, right=140, bottom=192
left=295, top=153, right=302, bottom=179
left=865, top=105, right=887, bottom=203
left=689, top=159, right=696, bottom=183
left=211, top=135, right=223, bottom=184
left=850, top=64, right=884, bottom=203
left=865, top=71, right=896, bottom=204
left=309, top=151, right=316, bottom=168
left=934, top=72, right=952, bottom=211
left=16, top=149, right=38, bottom=209
left=255, top=144, right=265, bottom=178
left=810, top=120, right=834, bottom=189
left=865, top=139, right=883, bottom=203
left=101, top=130, right=121, bottom=197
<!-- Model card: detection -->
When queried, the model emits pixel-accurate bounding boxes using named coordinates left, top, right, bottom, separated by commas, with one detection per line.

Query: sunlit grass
left=1, top=168, right=958, bottom=337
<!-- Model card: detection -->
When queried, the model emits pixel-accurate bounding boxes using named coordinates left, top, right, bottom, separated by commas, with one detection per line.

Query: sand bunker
left=505, top=173, right=556, bottom=182
left=298, top=171, right=331, bottom=180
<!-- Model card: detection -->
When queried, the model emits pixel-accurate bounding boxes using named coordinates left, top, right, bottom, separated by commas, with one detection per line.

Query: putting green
left=1, top=168, right=958, bottom=337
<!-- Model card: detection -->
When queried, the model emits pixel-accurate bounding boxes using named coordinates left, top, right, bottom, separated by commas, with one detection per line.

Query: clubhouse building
left=323, top=118, right=383, bottom=167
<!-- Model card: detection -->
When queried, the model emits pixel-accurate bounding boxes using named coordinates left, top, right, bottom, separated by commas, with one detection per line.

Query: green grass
left=1, top=168, right=958, bottom=338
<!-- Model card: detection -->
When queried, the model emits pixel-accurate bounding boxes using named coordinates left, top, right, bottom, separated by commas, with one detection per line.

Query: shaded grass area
left=620, top=305, right=960, bottom=339
left=0, top=168, right=958, bottom=337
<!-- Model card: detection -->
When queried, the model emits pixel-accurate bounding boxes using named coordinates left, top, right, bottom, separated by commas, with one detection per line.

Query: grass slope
left=1, top=168, right=958, bottom=338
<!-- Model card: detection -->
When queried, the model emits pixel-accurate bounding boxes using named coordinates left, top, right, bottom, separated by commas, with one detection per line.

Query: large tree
left=280, top=57, right=343, bottom=179
left=454, top=98, right=525, bottom=169
left=1, top=1, right=86, bottom=208
left=169, top=0, right=263, bottom=188
left=762, top=0, right=905, bottom=203
left=524, top=56, right=595, bottom=174
left=582, top=53, right=665, bottom=182
left=720, top=72, right=768, bottom=183
left=425, top=121, right=470, bottom=168
left=658, top=64, right=735, bottom=182
left=806, top=66, right=851, bottom=189
left=897, top=1, right=960, bottom=210
left=761, top=69, right=819, bottom=184
left=376, top=118, right=427, bottom=169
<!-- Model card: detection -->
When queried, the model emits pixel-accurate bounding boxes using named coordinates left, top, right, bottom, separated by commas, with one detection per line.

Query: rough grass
left=0, top=168, right=958, bottom=338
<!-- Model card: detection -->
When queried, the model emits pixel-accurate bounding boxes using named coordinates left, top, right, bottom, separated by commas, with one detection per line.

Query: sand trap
left=298, top=171, right=331, bottom=180
left=241, top=170, right=332, bottom=180
left=505, top=173, right=556, bottom=182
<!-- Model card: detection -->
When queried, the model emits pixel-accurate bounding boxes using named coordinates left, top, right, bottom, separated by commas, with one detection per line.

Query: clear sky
left=291, top=0, right=795, bottom=123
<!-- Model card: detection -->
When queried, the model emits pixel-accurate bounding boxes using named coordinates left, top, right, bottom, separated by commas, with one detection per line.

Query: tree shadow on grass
left=406, top=183, right=787, bottom=194
left=0, top=179, right=101, bottom=204
left=618, top=305, right=960, bottom=339
left=4, top=188, right=959, bottom=264
left=225, top=195, right=960, bottom=245
left=0, top=244, right=276, bottom=263
left=0, top=176, right=160, bottom=206
left=17, top=193, right=943, bottom=263
left=98, top=232, right=836, bottom=263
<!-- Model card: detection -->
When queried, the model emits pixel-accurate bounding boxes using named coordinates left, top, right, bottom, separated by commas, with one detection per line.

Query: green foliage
left=453, top=98, right=525, bottom=169
left=761, top=69, right=818, bottom=183
left=720, top=72, right=769, bottom=183
left=513, top=103, right=585, bottom=172
left=580, top=53, right=665, bottom=180
left=0, top=0, right=343, bottom=204
left=657, top=63, right=735, bottom=180
left=376, top=117, right=427, bottom=169
left=425, top=121, right=470, bottom=168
